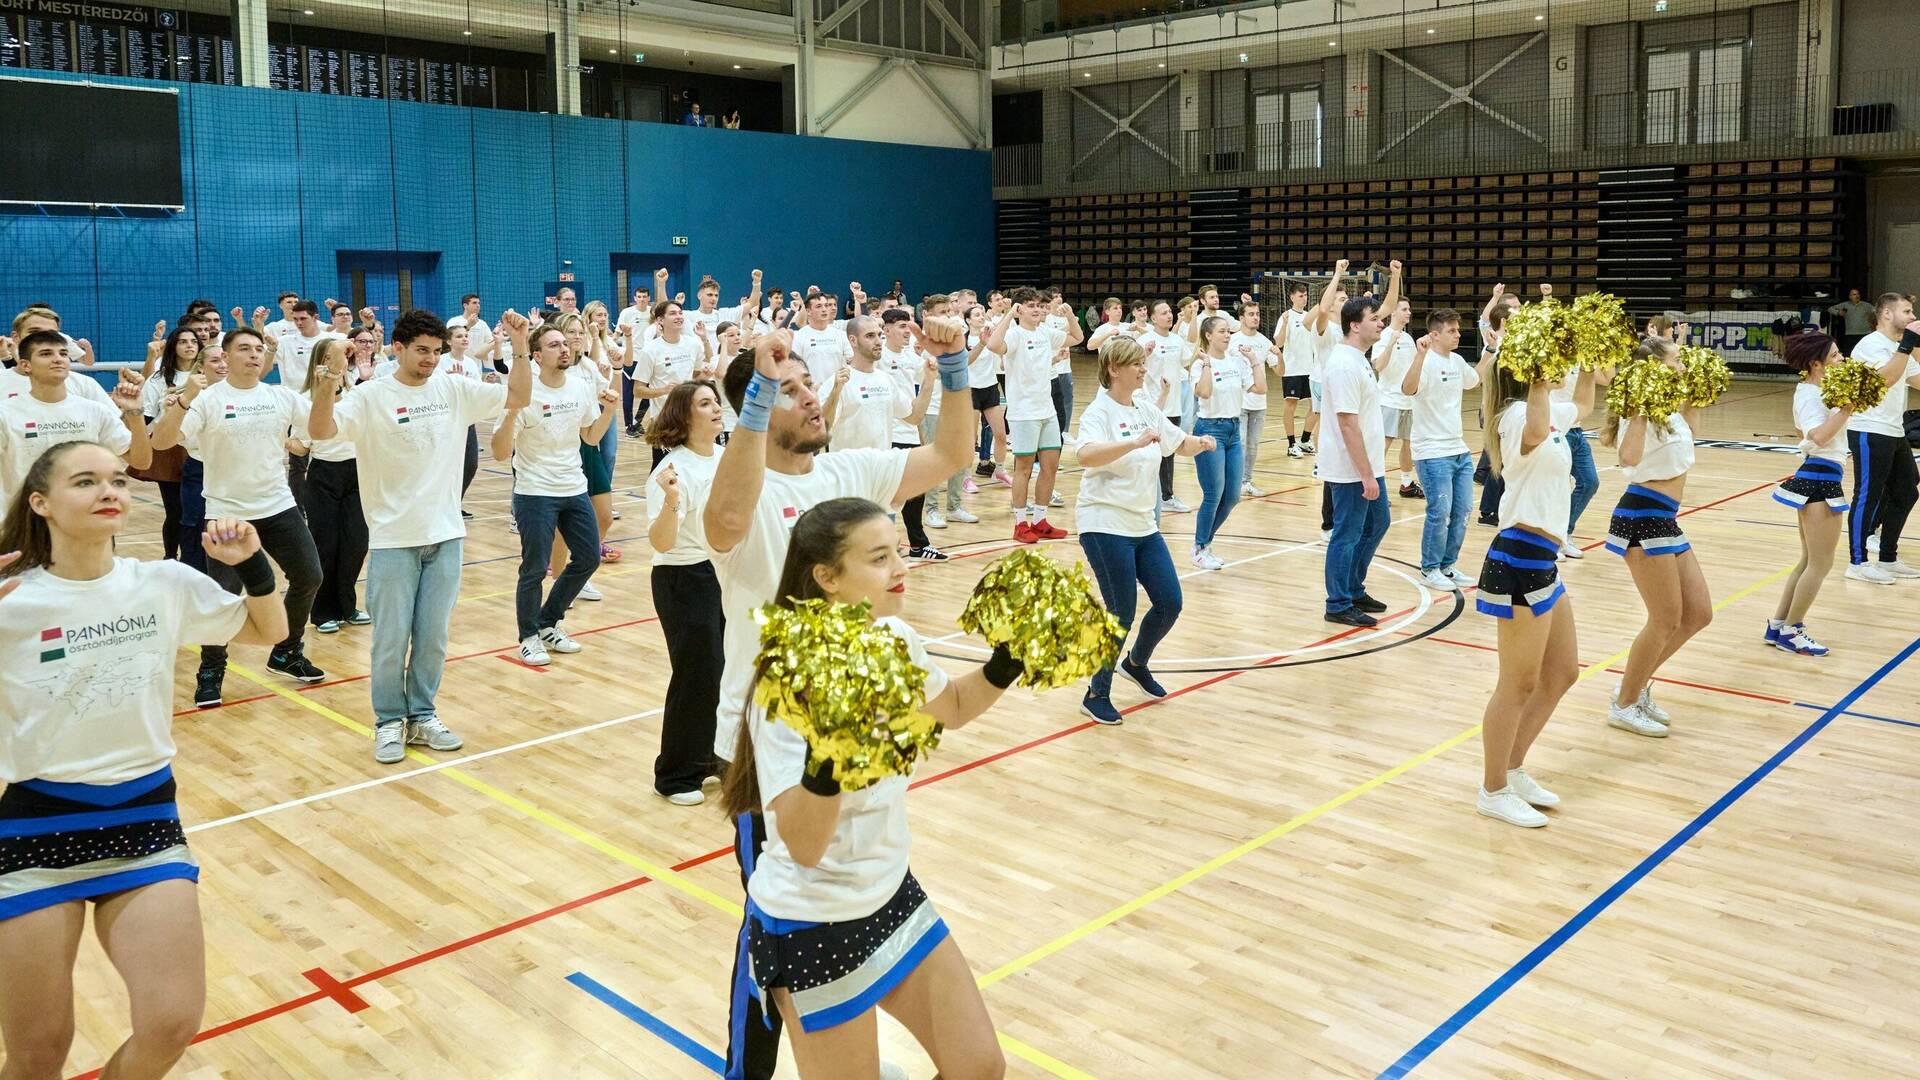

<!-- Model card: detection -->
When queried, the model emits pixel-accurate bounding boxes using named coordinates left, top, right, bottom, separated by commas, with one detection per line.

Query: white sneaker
left=1559, top=541, right=1584, bottom=559
left=1444, top=566, right=1473, bottom=586
left=1191, top=547, right=1224, bottom=571
left=1607, top=697, right=1668, bottom=737
left=576, top=582, right=604, bottom=601
left=1506, top=768, right=1561, bottom=808
left=1846, top=562, right=1896, bottom=584
left=540, top=625, right=583, bottom=654
left=1049, top=492, right=1063, bottom=508
left=1636, top=686, right=1671, bottom=725
left=925, top=508, right=947, bottom=529
left=1321, top=528, right=1332, bottom=541
left=1881, top=560, right=1920, bottom=579
left=507, top=517, right=519, bottom=534
left=1867, top=533, right=1880, bottom=555
left=1287, top=444, right=1304, bottom=458
left=1422, top=568, right=1457, bottom=591
left=946, top=507, right=979, bottom=524
left=1160, top=497, right=1191, bottom=514
left=1476, top=786, right=1548, bottom=827
left=1301, top=439, right=1317, bottom=455
left=407, top=715, right=463, bottom=751
left=519, top=635, right=552, bottom=666
left=374, top=721, right=407, bottom=764
left=663, top=790, right=705, bottom=806
left=1243, top=482, right=1266, bottom=497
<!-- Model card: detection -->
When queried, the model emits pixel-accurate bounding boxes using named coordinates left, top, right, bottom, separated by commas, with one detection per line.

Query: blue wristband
left=935, top=350, right=969, bottom=393
left=737, top=371, right=779, bottom=432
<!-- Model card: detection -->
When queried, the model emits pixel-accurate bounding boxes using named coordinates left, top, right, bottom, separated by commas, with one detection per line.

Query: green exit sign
left=671, top=236, right=689, bottom=247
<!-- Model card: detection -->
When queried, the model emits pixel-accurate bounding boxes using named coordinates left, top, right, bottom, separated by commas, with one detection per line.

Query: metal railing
left=994, top=70, right=1920, bottom=195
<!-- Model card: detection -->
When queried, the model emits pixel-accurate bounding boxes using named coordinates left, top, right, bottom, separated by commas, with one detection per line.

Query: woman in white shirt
left=1186, top=313, right=1264, bottom=570
left=1141, top=300, right=1193, bottom=513
left=0, top=440, right=286, bottom=1080
left=644, top=381, right=727, bottom=806
left=1473, top=361, right=1596, bottom=829
left=1599, top=338, right=1708, bottom=737
left=133, top=327, right=199, bottom=561
left=1768, top=332, right=1855, bottom=657
left=964, top=303, right=1010, bottom=484
left=300, top=339, right=373, bottom=634
left=718, top=497, right=1020, bottom=1078
left=1072, top=337, right=1214, bottom=725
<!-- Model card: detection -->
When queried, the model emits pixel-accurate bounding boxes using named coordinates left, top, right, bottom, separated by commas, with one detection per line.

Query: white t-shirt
left=448, top=315, right=496, bottom=360
left=1230, top=331, right=1278, bottom=411
left=0, top=395, right=131, bottom=513
left=331, top=373, right=508, bottom=549
left=139, top=368, right=191, bottom=419
left=791, top=324, right=853, bottom=390
left=637, top=334, right=705, bottom=391
left=1846, top=332, right=1916, bottom=438
left=645, top=444, right=722, bottom=567
left=615, top=305, right=648, bottom=334
left=1794, top=382, right=1847, bottom=461
left=1075, top=391, right=1183, bottom=537
left=1002, top=323, right=1066, bottom=423
left=276, top=330, right=343, bottom=391
left=1282, top=308, right=1318, bottom=379
left=1190, top=352, right=1252, bottom=419
left=0, top=558, right=247, bottom=785
left=698, top=449, right=908, bottom=762
left=1496, top=400, right=1578, bottom=540
left=1618, top=413, right=1696, bottom=484
left=687, top=304, right=745, bottom=341
left=828, top=363, right=907, bottom=452
left=181, top=381, right=310, bottom=520
left=966, top=332, right=1002, bottom=390
left=1311, top=318, right=1341, bottom=384
left=301, top=378, right=358, bottom=463
left=1142, top=330, right=1189, bottom=414
left=0, top=368, right=113, bottom=407
left=1372, top=331, right=1417, bottom=411
left=1408, top=351, right=1480, bottom=461
left=264, top=317, right=296, bottom=339
left=1046, top=314, right=1074, bottom=376
left=511, top=377, right=599, bottom=497
left=374, top=354, right=487, bottom=384
left=746, top=615, right=947, bottom=922
left=1316, top=344, right=1385, bottom=483
left=883, top=347, right=932, bottom=443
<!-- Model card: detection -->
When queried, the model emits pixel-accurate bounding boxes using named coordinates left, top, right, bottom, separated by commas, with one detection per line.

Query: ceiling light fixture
left=462, top=29, right=472, bottom=35
left=1237, top=52, right=1248, bottom=63
left=1426, top=27, right=1436, bottom=33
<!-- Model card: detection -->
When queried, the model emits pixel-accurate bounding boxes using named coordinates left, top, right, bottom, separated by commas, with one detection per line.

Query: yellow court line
left=999, top=1032, right=1099, bottom=1080
left=976, top=563, right=1793, bottom=991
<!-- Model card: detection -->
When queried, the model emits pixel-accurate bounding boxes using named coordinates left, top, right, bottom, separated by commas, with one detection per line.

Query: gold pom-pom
left=1567, top=293, right=1637, bottom=372
left=1679, top=345, right=1731, bottom=408
left=753, top=599, right=941, bottom=792
left=958, top=549, right=1123, bottom=689
left=1497, top=299, right=1578, bottom=386
left=1606, top=356, right=1687, bottom=425
left=1820, top=358, right=1890, bottom=414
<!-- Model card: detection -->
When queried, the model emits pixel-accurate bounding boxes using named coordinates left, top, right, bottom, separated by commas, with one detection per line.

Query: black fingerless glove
left=235, top=551, right=277, bottom=597
left=1899, top=328, right=1920, bottom=355
left=799, top=758, right=841, bottom=797
left=983, top=643, right=1024, bottom=690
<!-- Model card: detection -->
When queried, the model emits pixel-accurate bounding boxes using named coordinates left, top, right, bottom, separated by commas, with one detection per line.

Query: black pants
left=622, top=374, right=637, bottom=429
left=1159, top=436, right=1177, bottom=501
left=1320, top=481, right=1334, bottom=531
left=157, top=480, right=183, bottom=561
left=725, top=808, right=781, bottom=1080
left=893, top=441, right=928, bottom=548
left=462, top=425, right=479, bottom=499
left=180, top=456, right=207, bottom=572
left=1479, top=448, right=1505, bottom=520
left=652, top=562, right=724, bottom=794
left=1847, top=429, right=1918, bottom=563
left=306, top=458, right=370, bottom=625
left=288, top=454, right=310, bottom=516
left=201, top=504, right=322, bottom=667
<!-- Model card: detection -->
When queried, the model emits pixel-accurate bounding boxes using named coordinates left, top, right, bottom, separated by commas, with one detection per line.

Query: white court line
left=186, top=706, right=664, bottom=835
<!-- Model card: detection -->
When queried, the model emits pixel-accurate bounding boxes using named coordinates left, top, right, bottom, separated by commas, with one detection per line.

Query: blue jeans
left=599, top=414, right=620, bottom=473
left=512, top=492, right=603, bottom=640
left=1415, top=453, right=1475, bottom=571
left=1566, top=427, right=1598, bottom=535
left=1080, top=531, right=1183, bottom=699
left=1051, top=371, right=1074, bottom=431
left=366, top=540, right=464, bottom=725
left=1324, top=479, right=1391, bottom=613
left=1191, top=416, right=1243, bottom=548
left=1179, top=383, right=1197, bottom=435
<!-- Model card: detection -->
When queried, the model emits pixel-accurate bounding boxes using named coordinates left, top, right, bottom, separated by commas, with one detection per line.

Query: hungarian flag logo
left=38, top=627, right=63, bottom=662
left=224, top=403, right=237, bottom=419
left=394, top=407, right=410, bottom=425
left=22, top=421, right=36, bottom=440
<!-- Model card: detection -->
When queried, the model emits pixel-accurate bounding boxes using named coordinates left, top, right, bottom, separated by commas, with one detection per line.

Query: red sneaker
left=1013, top=522, right=1039, bottom=544
left=1031, top=519, right=1069, bottom=541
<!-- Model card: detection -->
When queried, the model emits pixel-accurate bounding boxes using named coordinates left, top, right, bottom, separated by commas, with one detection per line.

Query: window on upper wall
left=1643, top=38, right=1746, bottom=146
left=1252, top=86, right=1321, bottom=170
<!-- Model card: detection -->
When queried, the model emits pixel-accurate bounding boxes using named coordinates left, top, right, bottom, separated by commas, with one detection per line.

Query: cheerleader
left=1767, top=332, right=1854, bottom=655
left=1073, top=337, right=1213, bottom=725
left=1600, top=339, right=1710, bottom=737
left=0, top=441, right=288, bottom=1079
left=719, top=496, right=1019, bottom=1079
left=1473, top=362, right=1596, bottom=828
left=645, top=381, right=727, bottom=805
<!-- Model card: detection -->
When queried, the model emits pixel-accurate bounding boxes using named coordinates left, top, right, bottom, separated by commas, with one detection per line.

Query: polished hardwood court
left=35, top=373, right=1920, bottom=1079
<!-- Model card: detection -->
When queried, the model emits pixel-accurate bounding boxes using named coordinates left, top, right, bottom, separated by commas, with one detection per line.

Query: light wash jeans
left=366, top=540, right=464, bottom=726
left=1191, top=416, right=1243, bottom=548
left=1566, top=427, right=1598, bottom=536
left=1414, top=452, right=1475, bottom=572
left=920, top=413, right=966, bottom=511
left=1241, top=408, right=1266, bottom=484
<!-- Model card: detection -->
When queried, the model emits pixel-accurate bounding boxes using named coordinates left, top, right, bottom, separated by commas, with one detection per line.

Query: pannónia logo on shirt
left=37, top=614, right=160, bottom=662
left=393, top=401, right=451, bottom=426
left=21, top=418, right=90, bottom=441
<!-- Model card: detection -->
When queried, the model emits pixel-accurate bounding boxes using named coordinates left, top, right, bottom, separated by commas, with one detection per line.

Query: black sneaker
left=1400, top=482, right=1425, bottom=499
left=1355, top=593, right=1388, bottom=614
left=974, top=460, right=995, bottom=478
left=1324, top=607, right=1377, bottom=627
left=1478, top=512, right=1499, bottom=526
left=267, top=649, right=326, bottom=683
left=906, top=546, right=950, bottom=562
left=624, top=424, right=642, bottom=439
left=461, top=509, right=474, bottom=519
left=194, top=665, right=224, bottom=709
left=1118, top=655, right=1167, bottom=698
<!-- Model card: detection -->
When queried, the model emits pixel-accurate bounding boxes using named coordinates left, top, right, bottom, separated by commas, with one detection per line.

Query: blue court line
left=1379, top=634, right=1920, bottom=1079
left=1793, top=701, right=1920, bottom=730
left=567, top=972, right=725, bottom=1075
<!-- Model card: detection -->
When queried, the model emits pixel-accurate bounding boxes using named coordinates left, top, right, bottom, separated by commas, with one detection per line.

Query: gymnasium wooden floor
left=43, top=372, right=1920, bottom=1079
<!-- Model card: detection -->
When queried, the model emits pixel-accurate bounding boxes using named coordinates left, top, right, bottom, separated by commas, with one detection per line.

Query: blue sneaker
left=1080, top=695, right=1124, bottom=726
left=1776, top=624, right=1830, bottom=657
left=1762, top=621, right=1784, bottom=646
left=1118, top=655, right=1167, bottom=699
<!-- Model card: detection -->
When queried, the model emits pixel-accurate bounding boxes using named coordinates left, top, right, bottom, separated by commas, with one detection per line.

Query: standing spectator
left=683, top=102, right=706, bottom=127
left=1827, top=288, right=1875, bottom=357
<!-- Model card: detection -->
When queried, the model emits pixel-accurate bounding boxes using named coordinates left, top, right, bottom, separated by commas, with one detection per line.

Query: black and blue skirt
left=1604, top=485, right=1690, bottom=557
left=1475, top=527, right=1566, bottom=619
left=747, top=871, right=949, bottom=1033
left=1773, top=456, right=1849, bottom=513
left=0, top=765, right=198, bottom=922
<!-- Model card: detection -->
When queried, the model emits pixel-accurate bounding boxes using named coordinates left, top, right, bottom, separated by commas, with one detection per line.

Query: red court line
left=301, top=968, right=370, bottom=1014
left=1408, top=633, right=1795, bottom=705
left=90, top=474, right=1782, bottom=1072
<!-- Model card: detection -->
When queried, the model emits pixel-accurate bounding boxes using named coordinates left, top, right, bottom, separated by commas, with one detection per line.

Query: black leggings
left=200, top=504, right=323, bottom=666
left=462, top=425, right=479, bottom=499
left=306, top=457, right=371, bottom=625
left=893, top=441, right=928, bottom=547
left=157, top=480, right=183, bottom=561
